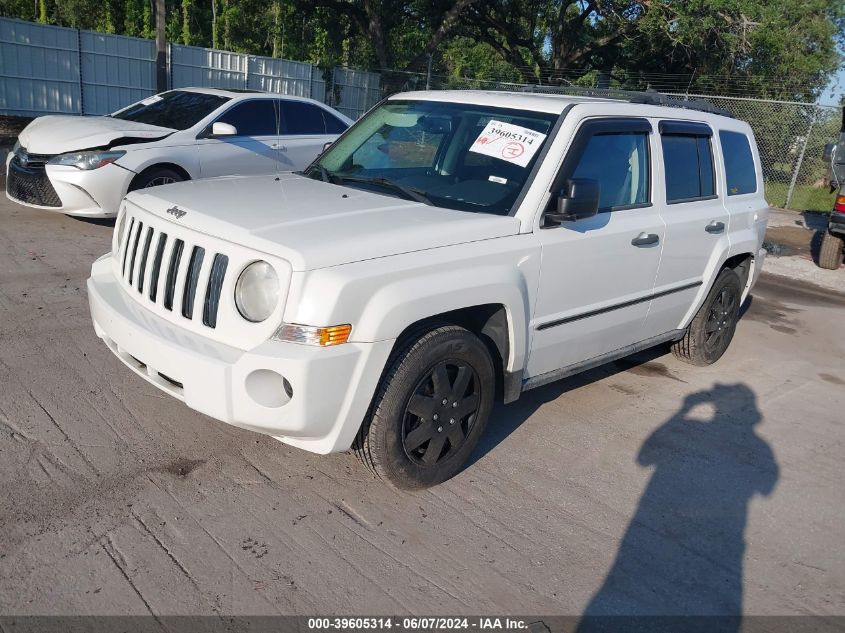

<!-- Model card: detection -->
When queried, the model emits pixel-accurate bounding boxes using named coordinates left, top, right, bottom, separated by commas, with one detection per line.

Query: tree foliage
left=0, top=0, right=841, bottom=99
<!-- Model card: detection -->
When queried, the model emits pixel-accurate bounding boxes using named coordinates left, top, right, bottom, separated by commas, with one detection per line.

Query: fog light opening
left=245, top=369, right=291, bottom=409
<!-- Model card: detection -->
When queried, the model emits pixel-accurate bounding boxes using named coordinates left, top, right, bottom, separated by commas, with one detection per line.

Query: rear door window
left=215, top=100, right=278, bottom=137
left=323, top=112, right=349, bottom=134
left=661, top=124, right=716, bottom=203
left=281, top=101, right=328, bottom=135
left=719, top=130, right=757, bottom=195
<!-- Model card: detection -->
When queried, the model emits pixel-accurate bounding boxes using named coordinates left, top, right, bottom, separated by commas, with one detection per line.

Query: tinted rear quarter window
left=281, top=101, right=327, bottom=135
left=323, top=112, right=348, bottom=134
left=662, top=134, right=715, bottom=202
left=216, top=100, right=278, bottom=136
left=719, top=131, right=757, bottom=195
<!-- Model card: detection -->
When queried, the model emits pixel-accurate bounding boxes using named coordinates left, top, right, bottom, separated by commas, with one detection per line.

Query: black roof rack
left=519, top=85, right=735, bottom=119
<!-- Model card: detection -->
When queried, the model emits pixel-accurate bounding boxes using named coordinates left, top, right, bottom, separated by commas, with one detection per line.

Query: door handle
left=705, top=221, right=725, bottom=234
left=631, top=232, right=659, bottom=247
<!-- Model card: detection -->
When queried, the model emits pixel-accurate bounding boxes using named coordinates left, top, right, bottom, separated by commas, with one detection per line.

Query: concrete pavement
left=0, top=195, right=843, bottom=618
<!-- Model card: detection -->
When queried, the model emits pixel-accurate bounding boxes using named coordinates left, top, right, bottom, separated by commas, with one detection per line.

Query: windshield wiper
left=318, top=165, right=336, bottom=184
left=302, top=163, right=336, bottom=184
left=332, top=175, right=433, bottom=206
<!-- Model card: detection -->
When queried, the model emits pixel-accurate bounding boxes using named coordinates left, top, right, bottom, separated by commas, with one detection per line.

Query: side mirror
left=823, top=143, right=834, bottom=160
left=546, top=178, right=600, bottom=225
left=211, top=121, right=238, bottom=137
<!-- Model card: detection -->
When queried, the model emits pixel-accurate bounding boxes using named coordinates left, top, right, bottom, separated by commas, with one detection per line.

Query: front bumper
left=829, top=211, right=845, bottom=236
left=88, top=254, right=393, bottom=454
left=6, top=152, right=134, bottom=217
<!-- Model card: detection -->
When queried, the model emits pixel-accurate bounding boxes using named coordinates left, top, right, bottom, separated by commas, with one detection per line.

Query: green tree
left=1, top=0, right=841, bottom=101
left=456, top=0, right=845, bottom=100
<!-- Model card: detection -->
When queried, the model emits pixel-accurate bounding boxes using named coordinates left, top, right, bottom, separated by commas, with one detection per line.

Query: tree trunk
left=362, top=0, right=390, bottom=69
left=210, top=0, right=217, bottom=49
left=271, top=0, right=282, bottom=58
left=181, top=0, right=191, bottom=45
left=407, top=0, right=480, bottom=71
left=37, top=0, right=47, bottom=23
left=221, top=0, right=231, bottom=51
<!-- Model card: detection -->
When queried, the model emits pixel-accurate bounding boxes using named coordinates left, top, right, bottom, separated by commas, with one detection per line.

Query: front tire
left=672, top=268, right=742, bottom=366
left=355, top=324, right=495, bottom=490
left=818, top=230, right=844, bottom=270
left=128, top=167, right=184, bottom=191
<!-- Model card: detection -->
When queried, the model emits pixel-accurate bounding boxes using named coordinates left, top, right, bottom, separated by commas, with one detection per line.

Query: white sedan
left=5, top=88, right=352, bottom=218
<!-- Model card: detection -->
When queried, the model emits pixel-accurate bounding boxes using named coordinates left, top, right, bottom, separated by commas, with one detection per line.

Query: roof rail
left=519, top=85, right=735, bottom=119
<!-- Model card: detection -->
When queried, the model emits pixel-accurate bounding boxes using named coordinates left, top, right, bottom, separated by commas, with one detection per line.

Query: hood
left=18, top=115, right=175, bottom=155
left=125, top=173, right=520, bottom=271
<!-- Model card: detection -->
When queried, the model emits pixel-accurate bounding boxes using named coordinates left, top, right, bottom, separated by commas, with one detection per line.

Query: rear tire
left=128, top=167, right=184, bottom=191
left=818, top=230, right=844, bottom=270
left=672, top=268, right=742, bottom=366
left=355, top=324, right=494, bottom=490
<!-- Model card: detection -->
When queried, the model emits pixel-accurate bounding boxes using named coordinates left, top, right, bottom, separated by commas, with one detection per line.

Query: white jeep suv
left=87, top=90, right=768, bottom=489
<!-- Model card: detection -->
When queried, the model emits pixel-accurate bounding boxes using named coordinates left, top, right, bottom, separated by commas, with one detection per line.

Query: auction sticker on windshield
left=469, top=120, right=547, bottom=168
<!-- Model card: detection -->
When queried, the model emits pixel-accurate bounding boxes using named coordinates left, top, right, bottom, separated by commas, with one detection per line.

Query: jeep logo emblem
left=166, top=205, right=187, bottom=219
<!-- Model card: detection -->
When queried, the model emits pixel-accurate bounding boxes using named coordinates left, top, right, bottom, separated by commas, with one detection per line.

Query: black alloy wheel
left=703, top=285, right=738, bottom=356
left=401, top=361, right=480, bottom=466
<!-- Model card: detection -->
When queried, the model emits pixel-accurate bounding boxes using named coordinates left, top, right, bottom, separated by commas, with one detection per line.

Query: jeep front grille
left=119, top=215, right=229, bottom=329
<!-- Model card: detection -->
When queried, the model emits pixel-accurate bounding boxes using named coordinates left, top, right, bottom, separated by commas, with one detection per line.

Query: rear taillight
left=835, top=194, right=845, bottom=214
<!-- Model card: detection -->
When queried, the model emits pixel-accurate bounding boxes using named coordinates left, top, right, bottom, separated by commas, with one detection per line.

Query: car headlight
left=235, top=261, right=280, bottom=322
left=48, top=150, right=126, bottom=170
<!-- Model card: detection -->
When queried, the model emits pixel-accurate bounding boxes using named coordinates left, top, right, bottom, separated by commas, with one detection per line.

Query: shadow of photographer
left=577, top=383, right=778, bottom=632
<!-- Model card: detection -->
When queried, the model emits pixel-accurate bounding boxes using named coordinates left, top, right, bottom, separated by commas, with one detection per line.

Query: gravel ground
left=0, top=192, right=844, bottom=622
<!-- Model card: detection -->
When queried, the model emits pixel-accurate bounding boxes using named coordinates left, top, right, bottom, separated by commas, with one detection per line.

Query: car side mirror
left=823, top=143, right=834, bottom=160
left=545, top=178, right=600, bottom=225
left=211, top=122, right=238, bottom=137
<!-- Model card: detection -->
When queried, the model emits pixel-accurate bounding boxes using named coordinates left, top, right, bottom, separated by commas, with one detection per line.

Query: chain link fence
left=379, top=70, right=843, bottom=212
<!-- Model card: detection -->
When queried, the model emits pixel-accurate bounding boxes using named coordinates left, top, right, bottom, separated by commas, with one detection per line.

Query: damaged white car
left=5, top=88, right=351, bottom=218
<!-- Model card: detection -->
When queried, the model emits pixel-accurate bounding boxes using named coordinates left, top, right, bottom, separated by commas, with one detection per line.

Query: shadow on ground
left=575, top=382, right=778, bottom=632
left=70, top=216, right=116, bottom=227
left=464, top=302, right=778, bottom=629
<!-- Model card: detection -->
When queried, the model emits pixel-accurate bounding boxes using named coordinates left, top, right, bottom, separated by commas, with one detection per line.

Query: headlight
left=235, top=261, right=280, bottom=322
left=48, top=150, right=125, bottom=170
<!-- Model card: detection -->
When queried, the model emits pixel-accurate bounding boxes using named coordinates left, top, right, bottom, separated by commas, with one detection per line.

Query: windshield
left=111, top=91, right=230, bottom=130
left=305, top=100, right=559, bottom=215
